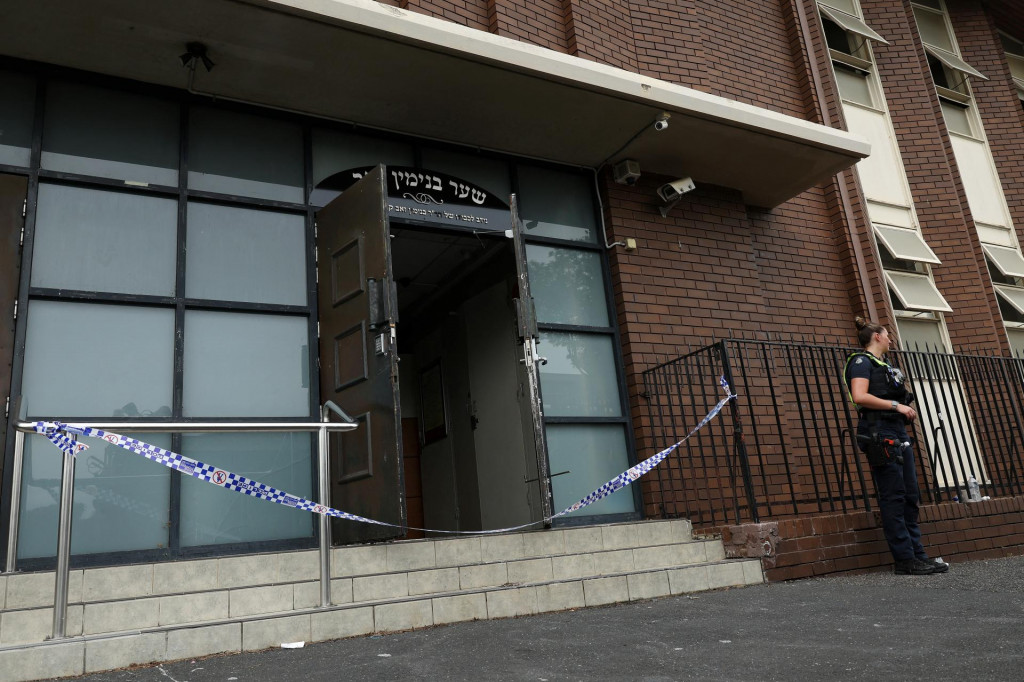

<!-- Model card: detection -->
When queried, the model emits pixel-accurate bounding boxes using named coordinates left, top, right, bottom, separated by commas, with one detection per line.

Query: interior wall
left=462, top=281, right=534, bottom=530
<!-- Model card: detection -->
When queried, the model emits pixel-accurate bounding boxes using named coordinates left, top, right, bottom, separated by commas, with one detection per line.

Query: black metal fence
left=641, top=339, right=1024, bottom=529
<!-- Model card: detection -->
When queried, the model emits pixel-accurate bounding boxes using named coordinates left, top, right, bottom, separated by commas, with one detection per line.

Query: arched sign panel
left=313, top=167, right=510, bottom=231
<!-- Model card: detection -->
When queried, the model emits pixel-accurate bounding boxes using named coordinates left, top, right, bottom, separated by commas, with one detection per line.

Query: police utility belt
left=857, top=409, right=912, bottom=467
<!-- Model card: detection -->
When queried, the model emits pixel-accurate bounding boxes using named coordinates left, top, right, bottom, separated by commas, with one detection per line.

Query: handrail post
left=317, top=405, right=332, bottom=608
left=52, top=441, right=76, bottom=639
left=5, top=430, right=25, bottom=573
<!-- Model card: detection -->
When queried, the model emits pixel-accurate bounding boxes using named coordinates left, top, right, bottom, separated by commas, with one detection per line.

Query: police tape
left=31, top=377, right=735, bottom=535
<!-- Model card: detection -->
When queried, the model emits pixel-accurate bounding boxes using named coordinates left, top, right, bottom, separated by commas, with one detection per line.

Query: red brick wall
left=723, top=495, right=1024, bottom=581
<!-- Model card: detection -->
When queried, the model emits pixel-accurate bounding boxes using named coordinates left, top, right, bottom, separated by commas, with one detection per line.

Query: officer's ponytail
left=854, top=316, right=885, bottom=348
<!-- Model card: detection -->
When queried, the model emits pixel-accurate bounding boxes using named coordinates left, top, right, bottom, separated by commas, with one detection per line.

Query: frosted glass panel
left=949, top=135, right=1009, bottom=227
left=0, top=70, right=35, bottom=167
left=1007, top=329, right=1024, bottom=357
left=914, top=8, right=953, bottom=51
left=846, top=106, right=911, bottom=207
left=189, top=107, right=303, bottom=202
left=517, top=165, right=596, bottom=243
left=32, top=184, right=177, bottom=296
left=527, top=245, right=609, bottom=327
left=311, top=127, right=414, bottom=192
left=538, top=332, right=621, bottom=417
left=41, top=82, right=178, bottom=185
left=180, top=433, right=313, bottom=546
left=546, top=425, right=635, bottom=516
left=17, top=433, right=171, bottom=559
left=419, top=146, right=511, bottom=201
left=186, top=203, right=306, bottom=305
left=22, top=302, right=174, bottom=417
left=835, top=68, right=873, bottom=107
left=941, top=101, right=973, bottom=137
left=184, top=311, right=310, bottom=417
left=895, top=318, right=947, bottom=352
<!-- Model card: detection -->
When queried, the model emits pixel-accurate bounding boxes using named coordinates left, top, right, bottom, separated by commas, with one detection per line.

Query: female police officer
left=844, top=317, right=948, bottom=575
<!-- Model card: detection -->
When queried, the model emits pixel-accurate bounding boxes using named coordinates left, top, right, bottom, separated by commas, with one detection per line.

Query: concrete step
left=0, top=520, right=764, bottom=681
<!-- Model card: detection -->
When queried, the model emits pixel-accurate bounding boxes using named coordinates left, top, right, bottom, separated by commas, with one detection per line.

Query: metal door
left=509, top=195, right=554, bottom=523
left=316, top=166, right=406, bottom=544
left=0, top=174, right=27, bottom=500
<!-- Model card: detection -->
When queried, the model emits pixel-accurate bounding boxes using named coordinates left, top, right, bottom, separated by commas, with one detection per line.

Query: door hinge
left=20, top=224, right=25, bottom=247
left=12, top=300, right=17, bottom=321
left=22, top=199, right=27, bottom=218
left=4, top=396, right=8, bottom=419
left=316, top=321, right=320, bottom=339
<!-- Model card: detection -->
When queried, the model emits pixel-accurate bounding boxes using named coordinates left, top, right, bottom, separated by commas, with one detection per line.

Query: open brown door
left=509, top=194, right=554, bottom=523
left=316, top=166, right=406, bottom=544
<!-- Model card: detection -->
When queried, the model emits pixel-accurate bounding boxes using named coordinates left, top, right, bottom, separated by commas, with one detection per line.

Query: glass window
left=41, top=82, right=179, bottom=185
left=188, top=107, right=303, bottom=203
left=1006, top=328, right=1024, bottom=357
left=818, top=5, right=886, bottom=44
left=895, top=317, right=948, bottom=352
left=983, top=244, right=1024, bottom=279
left=183, top=310, right=310, bottom=417
left=885, top=271, right=953, bottom=312
left=995, top=285, right=1024, bottom=316
left=312, top=127, right=414, bottom=188
left=914, top=8, right=954, bottom=52
left=517, top=165, right=597, bottom=243
left=420, top=146, right=511, bottom=201
left=940, top=101, right=973, bottom=136
left=834, top=67, right=874, bottom=107
left=17, top=433, right=172, bottom=559
left=546, top=425, right=635, bottom=516
left=22, top=301, right=174, bottom=418
left=873, top=224, right=940, bottom=264
left=820, top=0, right=856, bottom=14
left=179, top=433, right=313, bottom=547
left=31, top=184, right=178, bottom=296
left=0, top=70, right=35, bottom=167
left=186, top=203, right=307, bottom=305
left=527, top=245, right=609, bottom=327
left=538, top=332, right=622, bottom=417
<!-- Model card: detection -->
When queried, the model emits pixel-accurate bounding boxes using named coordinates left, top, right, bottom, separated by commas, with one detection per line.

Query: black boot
left=894, top=558, right=935, bottom=575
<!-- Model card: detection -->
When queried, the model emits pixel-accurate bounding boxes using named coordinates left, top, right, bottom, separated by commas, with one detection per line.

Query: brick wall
left=723, top=495, right=1024, bottom=581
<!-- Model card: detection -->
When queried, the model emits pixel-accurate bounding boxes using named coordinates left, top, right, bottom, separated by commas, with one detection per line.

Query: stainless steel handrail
left=9, top=410, right=358, bottom=639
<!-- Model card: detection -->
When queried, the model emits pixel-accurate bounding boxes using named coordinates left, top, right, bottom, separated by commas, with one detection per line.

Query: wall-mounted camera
left=613, top=159, right=641, bottom=186
left=656, top=177, right=696, bottom=203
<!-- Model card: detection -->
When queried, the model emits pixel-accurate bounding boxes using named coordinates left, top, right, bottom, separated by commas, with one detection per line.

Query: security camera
left=613, top=159, right=641, bottom=186
left=653, top=113, right=670, bottom=131
left=656, top=177, right=696, bottom=203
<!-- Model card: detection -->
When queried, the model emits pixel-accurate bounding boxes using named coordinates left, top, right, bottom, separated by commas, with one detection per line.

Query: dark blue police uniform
left=844, top=352, right=928, bottom=564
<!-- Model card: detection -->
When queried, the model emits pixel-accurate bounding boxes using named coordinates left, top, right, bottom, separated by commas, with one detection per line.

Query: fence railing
left=642, top=340, right=1024, bottom=530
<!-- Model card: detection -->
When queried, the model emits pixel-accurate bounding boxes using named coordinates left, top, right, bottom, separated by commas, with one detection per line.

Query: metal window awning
left=983, top=243, right=1024, bottom=279
left=0, top=0, right=870, bottom=208
left=995, top=284, right=1024, bottom=315
left=885, top=271, right=953, bottom=313
left=818, top=4, right=889, bottom=44
left=923, top=45, right=988, bottom=81
left=874, top=224, right=940, bottom=264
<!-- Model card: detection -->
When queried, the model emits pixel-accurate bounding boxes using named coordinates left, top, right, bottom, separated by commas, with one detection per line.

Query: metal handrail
left=8, top=408, right=358, bottom=639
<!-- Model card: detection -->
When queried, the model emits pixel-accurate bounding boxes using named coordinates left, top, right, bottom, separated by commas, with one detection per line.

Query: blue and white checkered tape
left=34, top=378, right=736, bottom=534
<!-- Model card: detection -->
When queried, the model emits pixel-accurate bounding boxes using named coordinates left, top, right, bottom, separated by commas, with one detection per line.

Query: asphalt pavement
left=53, top=554, right=1024, bottom=682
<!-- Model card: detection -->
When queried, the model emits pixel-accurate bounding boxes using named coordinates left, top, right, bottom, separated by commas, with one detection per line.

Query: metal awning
left=0, top=0, right=869, bottom=208
left=873, top=224, right=940, bottom=264
left=983, top=244, right=1024, bottom=279
left=885, top=271, right=952, bottom=313
left=995, top=285, right=1024, bottom=315
left=818, top=4, right=888, bottom=44
left=923, top=45, right=988, bottom=81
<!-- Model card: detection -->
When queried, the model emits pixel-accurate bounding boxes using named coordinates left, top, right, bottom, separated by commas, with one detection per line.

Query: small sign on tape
left=281, top=641, right=305, bottom=649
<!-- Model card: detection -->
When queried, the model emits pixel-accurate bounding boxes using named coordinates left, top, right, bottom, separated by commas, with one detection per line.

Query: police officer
left=844, top=317, right=948, bottom=576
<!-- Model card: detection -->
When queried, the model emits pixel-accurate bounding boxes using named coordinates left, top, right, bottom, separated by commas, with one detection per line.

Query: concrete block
left=596, top=549, right=635, bottom=575
left=635, top=521, right=678, bottom=547
left=332, top=545, right=387, bottom=577
left=242, top=614, right=311, bottom=652
left=5, top=570, right=83, bottom=609
left=678, top=541, right=709, bottom=565
left=633, top=544, right=687, bottom=570
left=386, top=542, right=436, bottom=572
left=352, top=573, right=408, bottom=602
left=522, top=530, right=565, bottom=558
left=278, top=550, right=320, bottom=582
left=551, top=553, right=597, bottom=580
left=159, top=590, right=229, bottom=626
left=0, top=641, right=84, bottom=682
left=507, top=558, right=553, bottom=584
left=667, top=565, right=710, bottom=595
left=563, top=527, right=604, bottom=554
left=742, top=559, right=764, bottom=585
left=0, top=575, right=5, bottom=609
left=627, top=571, right=671, bottom=601
left=582, top=576, right=629, bottom=606
left=434, top=537, right=481, bottom=568
left=707, top=561, right=746, bottom=590
left=601, top=524, right=639, bottom=551
left=82, top=565, right=153, bottom=602
left=459, top=562, right=508, bottom=590
left=153, top=558, right=218, bottom=595
left=85, top=632, right=166, bottom=673
left=407, top=568, right=460, bottom=596
left=486, top=586, right=538, bottom=619
left=670, top=518, right=694, bottom=542
left=294, top=581, right=320, bottom=610
left=331, top=578, right=354, bottom=605
left=480, top=534, right=525, bottom=562
left=374, top=600, right=433, bottom=632
left=535, top=581, right=585, bottom=613
left=229, top=584, right=293, bottom=618
left=432, top=593, right=487, bottom=625
left=219, top=554, right=278, bottom=589
left=311, top=607, right=375, bottom=642
left=705, top=540, right=727, bottom=562
left=166, top=623, right=241, bottom=661
left=83, top=597, right=160, bottom=635
left=1, top=604, right=83, bottom=645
